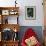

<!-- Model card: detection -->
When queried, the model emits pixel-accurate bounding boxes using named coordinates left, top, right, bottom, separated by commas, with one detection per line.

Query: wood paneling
left=44, top=0, right=46, bottom=26
left=44, top=0, right=46, bottom=45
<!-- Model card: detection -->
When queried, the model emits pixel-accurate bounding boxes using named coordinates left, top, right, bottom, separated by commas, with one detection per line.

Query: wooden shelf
left=2, top=40, right=19, bottom=42
left=0, top=7, right=19, bottom=10
left=0, top=40, right=19, bottom=46
left=0, top=24, right=20, bottom=32
left=0, top=7, right=19, bottom=46
left=0, top=7, right=19, bottom=16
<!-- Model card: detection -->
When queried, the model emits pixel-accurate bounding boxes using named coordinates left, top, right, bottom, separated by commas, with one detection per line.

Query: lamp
left=15, top=0, right=17, bottom=7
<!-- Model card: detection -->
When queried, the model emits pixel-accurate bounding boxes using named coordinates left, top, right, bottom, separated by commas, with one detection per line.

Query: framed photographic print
left=25, top=6, right=36, bottom=20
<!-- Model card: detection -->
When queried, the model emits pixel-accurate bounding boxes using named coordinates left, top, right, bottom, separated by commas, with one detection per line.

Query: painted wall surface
left=18, top=0, right=44, bottom=26
left=0, top=0, right=44, bottom=26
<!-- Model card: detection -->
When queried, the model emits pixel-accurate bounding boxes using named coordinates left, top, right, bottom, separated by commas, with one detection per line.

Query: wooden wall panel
left=44, top=0, right=46, bottom=26
left=44, top=0, right=46, bottom=46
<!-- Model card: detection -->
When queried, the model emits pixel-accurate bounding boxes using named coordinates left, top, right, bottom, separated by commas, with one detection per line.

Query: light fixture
left=15, top=0, right=17, bottom=7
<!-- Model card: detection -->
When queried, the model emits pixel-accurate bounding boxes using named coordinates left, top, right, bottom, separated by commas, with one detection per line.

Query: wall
left=0, top=0, right=44, bottom=26
left=18, top=0, right=44, bottom=26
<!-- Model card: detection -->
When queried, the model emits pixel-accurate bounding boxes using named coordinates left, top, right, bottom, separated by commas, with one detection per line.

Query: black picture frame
left=25, top=6, right=36, bottom=20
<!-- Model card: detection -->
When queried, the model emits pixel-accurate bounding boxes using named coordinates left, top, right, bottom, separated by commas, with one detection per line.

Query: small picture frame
left=25, top=6, right=36, bottom=20
left=2, top=10, right=9, bottom=15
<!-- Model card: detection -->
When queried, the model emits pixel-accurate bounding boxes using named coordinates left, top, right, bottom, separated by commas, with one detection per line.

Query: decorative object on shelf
left=1, top=28, right=19, bottom=41
left=2, top=10, right=9, bottom=15
left=14, top=28, right=17, bottom=32
left=2, top=16, right=8, bottom=24
left=2, top=28, right=13, bottom=41
left=15, top=0, right=17, bottom=7
left=9, top=10, right=15, bottom=15
left=9, top=10, right=18, bottom=15
left=25, top=6, right=36, bottom=20
left=5, top=18, right=8, bottom=24
left=13, top=28, right=18, bottom=40
left=13, top=32, right=18, bottom=41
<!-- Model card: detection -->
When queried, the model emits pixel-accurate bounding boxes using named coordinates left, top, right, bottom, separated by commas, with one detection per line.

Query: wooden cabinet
left=0, top=7, right=19, bottom=46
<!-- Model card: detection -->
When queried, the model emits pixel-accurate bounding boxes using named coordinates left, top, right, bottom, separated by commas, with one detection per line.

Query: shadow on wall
left=18, top=26, right=44, bottom=44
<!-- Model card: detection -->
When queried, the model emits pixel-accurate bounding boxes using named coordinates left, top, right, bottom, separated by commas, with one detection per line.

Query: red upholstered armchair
left=21, top=28, right=41, bottom=46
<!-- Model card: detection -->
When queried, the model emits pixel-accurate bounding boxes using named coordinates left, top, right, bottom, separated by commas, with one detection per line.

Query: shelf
left=0, top=7, right=19, bottom=15
left=2, top=41, right=19, bottom=46
left=2, top=40, right=19, bottom=43
left=0, top=7, right=19, bottom=10
left=0, top=7, right=19, bottom=46
left=0, top=24, right=20, bottom=32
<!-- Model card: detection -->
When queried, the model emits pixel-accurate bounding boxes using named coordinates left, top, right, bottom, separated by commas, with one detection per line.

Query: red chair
left=21, top=28, right=41, bottom=46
